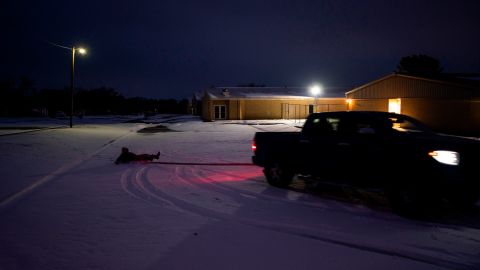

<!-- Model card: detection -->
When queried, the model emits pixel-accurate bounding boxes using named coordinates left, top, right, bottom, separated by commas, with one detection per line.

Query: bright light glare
left=428, top=150, right=459, bottom=166
left=77, top=48, right=87, bottom=54
left=388, top=98, right=401, bottom=114
left=310, top=84, right=322, bottom=96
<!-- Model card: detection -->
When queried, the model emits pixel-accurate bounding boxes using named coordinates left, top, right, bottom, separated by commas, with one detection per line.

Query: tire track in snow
left=190, top=166, right=333, bottom=209
left=126, top=166, right=473, bottom=270
left=192, top=167, right=407, bottom=224
left=119, top=166, right=193, bottom=215
left=0, top=126, right=139, bottom=212
left=121, top=165, right=222, bottom=219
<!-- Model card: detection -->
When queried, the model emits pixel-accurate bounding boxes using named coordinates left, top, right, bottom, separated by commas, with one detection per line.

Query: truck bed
left=252, top=131, right=300, bottom=167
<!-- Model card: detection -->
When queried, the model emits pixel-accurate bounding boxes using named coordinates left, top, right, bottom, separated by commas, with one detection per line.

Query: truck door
left=336, top=116, right=388, bottom=185
left=301, top=115, right=385, bottom=183
left=299, top=115, right=343, bottom=178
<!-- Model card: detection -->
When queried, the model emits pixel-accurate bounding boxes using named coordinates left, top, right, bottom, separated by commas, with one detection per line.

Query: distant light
left=310, top=84, right=323, bottom=96
left=252, top=141, right=257, bottom=152
left=77, top=48, right=87, bottom=55
left=346, top=99, right=352, bottom=104
left=428, top=150, right=459, bottom=166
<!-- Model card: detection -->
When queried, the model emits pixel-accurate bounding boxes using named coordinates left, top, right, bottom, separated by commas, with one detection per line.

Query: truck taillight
left=252, top=140, right=257, bottom=152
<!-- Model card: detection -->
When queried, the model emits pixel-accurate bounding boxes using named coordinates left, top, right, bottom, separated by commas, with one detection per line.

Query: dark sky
left=2, top=0, right=479, bottom=99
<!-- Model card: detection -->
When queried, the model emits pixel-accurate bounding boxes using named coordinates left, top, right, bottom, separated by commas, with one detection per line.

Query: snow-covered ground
left=0, top=115, right=479, bottom=270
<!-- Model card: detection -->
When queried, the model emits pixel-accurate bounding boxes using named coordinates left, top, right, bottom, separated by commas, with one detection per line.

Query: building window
left=388, top=98, right=401, bottom=114
left=214, top=105, right=226, bottom=119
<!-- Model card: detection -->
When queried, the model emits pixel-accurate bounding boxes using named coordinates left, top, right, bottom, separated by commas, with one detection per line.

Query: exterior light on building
left=310, top=84, right=322, bottom=96
left=346, top=99, right=353, bottom=111
left=309, top=84, right=323, bottom=113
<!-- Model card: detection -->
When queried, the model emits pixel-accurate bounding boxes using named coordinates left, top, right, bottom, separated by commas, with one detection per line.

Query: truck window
left=306, top=117, right=337, bottom=135
left=326, top=118, right=339, bottom=131
left=337, top=118, right=357, bottom=136
left=389, top=117, right=425, bottom=133
left=357, top=123, right=376, bottom=135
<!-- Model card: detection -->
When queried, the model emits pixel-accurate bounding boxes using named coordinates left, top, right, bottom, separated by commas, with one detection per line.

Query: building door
left=214, top=105, right=226, bottom=119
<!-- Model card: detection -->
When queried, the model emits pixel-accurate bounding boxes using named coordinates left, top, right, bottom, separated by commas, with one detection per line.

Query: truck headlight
left=428, top=150, right=460, bottom=166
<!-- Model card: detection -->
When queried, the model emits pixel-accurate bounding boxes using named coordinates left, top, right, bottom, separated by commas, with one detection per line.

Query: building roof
left=345, top=73, right=480, bottom=98
left=204, top=87, right=345, bottom=100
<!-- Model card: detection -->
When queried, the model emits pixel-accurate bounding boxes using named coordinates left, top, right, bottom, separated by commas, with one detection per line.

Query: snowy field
left=0, top=115, right=479, bottom=270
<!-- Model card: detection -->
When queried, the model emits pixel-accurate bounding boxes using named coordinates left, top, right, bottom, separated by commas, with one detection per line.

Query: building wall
left=347, top=74, right=476, bottom=99
left=402, top=98, right=477, bottom=135
left=201, top=98, right=211, bottom=121
left=242, top=98, right=346, bottom=120
left=349, top=99, right=388, bottom=112
left=472, top=99, right=480, bottom=132
left=346, top=75, right=480, bottom=136
left=244, top=99, right=283, bottom=119
left=228, top=99, right=243, bottom=120
left=348, top=97, right=480, bottom=136
left=201, top=96, right=346, bottom=121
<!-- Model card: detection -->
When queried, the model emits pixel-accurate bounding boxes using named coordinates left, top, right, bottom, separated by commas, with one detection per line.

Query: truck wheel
left=449, top=192, right=480, bottom=209
left=387, top=183, right=431, bottom=217
left=388, top=186, right=418, bottom=214
left=264, top=161, right=294, bottom=188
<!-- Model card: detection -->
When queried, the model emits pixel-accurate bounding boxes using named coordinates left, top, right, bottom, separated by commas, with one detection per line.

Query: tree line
left=1, top=54, right=466, bottom=117
left=0, top=79, right=189, bottom=117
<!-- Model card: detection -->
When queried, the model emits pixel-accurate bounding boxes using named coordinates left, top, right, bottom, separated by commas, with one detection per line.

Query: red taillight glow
left=252, top=141, right=257, bottom=151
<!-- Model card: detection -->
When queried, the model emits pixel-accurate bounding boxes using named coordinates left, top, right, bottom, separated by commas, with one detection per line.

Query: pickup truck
left=252, top=111, right=480, bottom=212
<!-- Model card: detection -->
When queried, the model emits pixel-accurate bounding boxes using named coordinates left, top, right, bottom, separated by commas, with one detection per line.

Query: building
left=199, top=87, right=346, bottom=121
left=346, top=73, right=480, bottom=136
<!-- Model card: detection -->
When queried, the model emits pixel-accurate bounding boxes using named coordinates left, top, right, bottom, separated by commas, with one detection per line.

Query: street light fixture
left=309, top=84, right=323, bottom=113
left=49, top=41, right=87, bottom=128
left=69, top=47, right=87, bottom=128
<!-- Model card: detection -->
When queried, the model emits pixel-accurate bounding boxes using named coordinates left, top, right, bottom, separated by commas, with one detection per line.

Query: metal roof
left=346, top=73, right=480, bottom=99
left=204, top=87, right=345, bottom=100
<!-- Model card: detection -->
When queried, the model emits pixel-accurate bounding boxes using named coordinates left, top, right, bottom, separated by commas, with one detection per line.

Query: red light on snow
left=202, top=168, right=263, bottom=183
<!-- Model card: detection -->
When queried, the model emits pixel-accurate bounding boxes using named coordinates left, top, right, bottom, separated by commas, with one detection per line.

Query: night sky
left=2, top=0, right=479, bottom=99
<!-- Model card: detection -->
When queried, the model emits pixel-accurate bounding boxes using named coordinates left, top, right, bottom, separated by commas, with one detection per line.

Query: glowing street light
left=68, top=46, right=87, bottom=128
left=49, top=41, right=87, bottom=128
left=77, top=48, right=87, bottom=55
left=309, top=84, right=323, bottom=112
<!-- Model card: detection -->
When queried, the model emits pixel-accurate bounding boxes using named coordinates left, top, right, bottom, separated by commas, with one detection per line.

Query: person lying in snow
left=115, top=147, right=160, bottom=164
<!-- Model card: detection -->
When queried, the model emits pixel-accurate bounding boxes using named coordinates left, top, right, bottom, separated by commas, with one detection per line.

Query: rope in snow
left=149, top=161, right=256, bottom=166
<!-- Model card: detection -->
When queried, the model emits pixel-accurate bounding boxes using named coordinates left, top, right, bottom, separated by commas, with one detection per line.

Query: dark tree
left=396, top=54, right=443, bottom=77
left=76, top=87, right=125, bottom=115
left=0, top=77, right=37, bottom=116
left=0, top=78, right=190, bottom=117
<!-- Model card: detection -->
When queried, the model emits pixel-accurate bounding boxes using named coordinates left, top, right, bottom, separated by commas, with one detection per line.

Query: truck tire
left=264, top=161, right=294, bottom=188
left=388, top=185, right=420, bottom=215
left=448, top=192, right=480, bottom=209
left=387, top=183, right=433, bottom=217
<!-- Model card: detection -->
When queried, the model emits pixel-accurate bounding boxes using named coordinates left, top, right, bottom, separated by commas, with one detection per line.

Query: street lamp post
left=49, top=42, right=87, bottom=128
left=69, top=47, right=86, bottom=127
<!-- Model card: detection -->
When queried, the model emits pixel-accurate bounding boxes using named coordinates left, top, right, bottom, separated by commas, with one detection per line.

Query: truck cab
left=252, top=111, right=480, bottom=213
